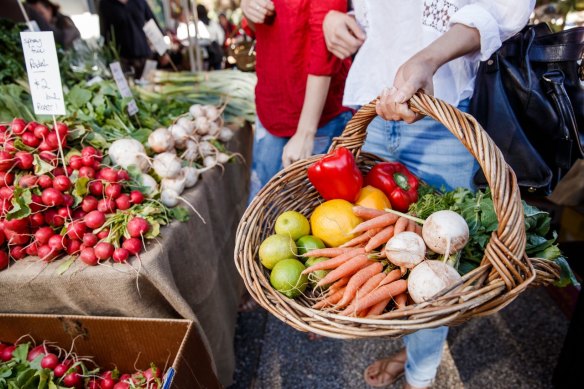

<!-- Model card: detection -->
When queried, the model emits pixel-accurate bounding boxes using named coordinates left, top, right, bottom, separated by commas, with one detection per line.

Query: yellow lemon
left=355, top=185, right=392, bottom=210
left=310, top=199, right=363, bottom=247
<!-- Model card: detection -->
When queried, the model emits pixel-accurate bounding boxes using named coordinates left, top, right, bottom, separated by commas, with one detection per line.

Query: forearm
left=297, top=75, right=332, bottom=136
left=417, top=24, right=481, bottom=73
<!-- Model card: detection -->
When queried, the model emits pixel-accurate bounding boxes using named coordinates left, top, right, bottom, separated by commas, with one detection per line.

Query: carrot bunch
left=304, top=206, right=423, bottom=317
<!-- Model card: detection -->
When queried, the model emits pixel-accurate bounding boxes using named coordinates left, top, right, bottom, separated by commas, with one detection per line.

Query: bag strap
left=501, top=41, right=584, bottom=62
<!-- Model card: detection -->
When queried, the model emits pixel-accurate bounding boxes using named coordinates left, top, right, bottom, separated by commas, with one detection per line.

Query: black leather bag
left=470, top=23, right=584, bottom=194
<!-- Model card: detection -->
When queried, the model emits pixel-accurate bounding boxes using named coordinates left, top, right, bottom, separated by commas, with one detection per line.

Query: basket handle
left=331, top=92, right=540, bottom=290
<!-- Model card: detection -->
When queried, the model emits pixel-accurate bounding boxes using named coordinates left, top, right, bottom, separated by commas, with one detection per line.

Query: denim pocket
left=385, top=120, right=400, bottom=154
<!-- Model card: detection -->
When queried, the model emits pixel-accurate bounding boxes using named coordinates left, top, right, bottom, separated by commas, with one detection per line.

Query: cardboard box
left=0, top=314, right=220, bottom=389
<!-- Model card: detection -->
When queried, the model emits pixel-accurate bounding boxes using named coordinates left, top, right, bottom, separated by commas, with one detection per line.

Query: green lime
left=259, top=234, right=298, bottom=270
left=275, top=211, right=310, bottom=241
left=270, top=258, right=308, bottom=298
left=304, top=257, right=330, bottom=288
left=296, top=235, right=326, bottom=258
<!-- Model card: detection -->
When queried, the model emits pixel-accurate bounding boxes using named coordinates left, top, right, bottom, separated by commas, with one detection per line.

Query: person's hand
left=282, top=130, right=315, bottom=168
left=241, top=0, right=275, bottom=24
left=159, top=53, right=171, bottom=66
left=323, top=10, right=366, bottom=59
left=376, top=55, right=436, bottom=123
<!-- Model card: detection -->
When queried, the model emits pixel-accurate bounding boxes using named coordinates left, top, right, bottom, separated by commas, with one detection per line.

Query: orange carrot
left=316, top=254, right=372, bottom=287
left=342, top=279, right=408, bottom=314
left=367, top=298, right=391, bottom=317
left=335, top=262, right=383, bottom=308
left=406, top=220, right=417, bottom=232
left=365, top=225, right=395, bottom=252
left=340, top=228, right=381, bottom=248
left=303, top=247, right=354, bottom=258
left=328, top=276, right=350, bottom=293
left=302, top=248, right=365, bottom=274
left=393, top=216, right=410, bottom=235
left=379, top=268, right=402, bottom=287
left=352, top=206, right=386, bottom=220
left=394, top=293, right=408, bottom=309
left=341, top=272, right=386, bottom=315
left=313, top=287, right=346, bottom=309
left=350, top=213, right=399, bottom=235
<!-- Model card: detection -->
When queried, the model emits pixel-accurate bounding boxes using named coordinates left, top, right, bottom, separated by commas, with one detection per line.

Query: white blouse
left=343, top=0, right=535, bottom=107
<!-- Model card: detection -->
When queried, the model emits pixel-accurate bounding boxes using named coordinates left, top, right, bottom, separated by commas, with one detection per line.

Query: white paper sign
left=20, top=31, right=66, bottom=115
left=109, top=62, right=139, bottom=116
left=143, top=19, right=169, bottom=56
left=140, top=59, right=158, bottom=83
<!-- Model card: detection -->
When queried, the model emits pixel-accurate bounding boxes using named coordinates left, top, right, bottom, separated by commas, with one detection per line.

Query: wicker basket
left=234, top=92, right=561, bottom=339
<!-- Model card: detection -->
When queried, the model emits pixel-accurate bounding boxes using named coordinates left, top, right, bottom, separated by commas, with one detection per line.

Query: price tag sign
left=140, top=59, right=158, bottom=83
left=20, top=31, right=66, bottom=115
left=109, top=62, right=139, bottom=116
left=143, top=19, right=169, bottom=56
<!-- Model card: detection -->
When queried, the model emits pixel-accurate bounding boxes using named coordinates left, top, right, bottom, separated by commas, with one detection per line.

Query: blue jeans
left=248, top=111, right=352, bottom=203
left=363, top=99, right=477, bottom=387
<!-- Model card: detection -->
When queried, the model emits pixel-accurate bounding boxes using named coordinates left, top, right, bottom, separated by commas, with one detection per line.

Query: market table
left=0, top=126, right=252, bottom=387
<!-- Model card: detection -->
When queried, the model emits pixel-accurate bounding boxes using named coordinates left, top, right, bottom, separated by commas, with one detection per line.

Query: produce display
left=257, top=147, right=570, bottom=317
left=0, top=339, right=162, bottom=388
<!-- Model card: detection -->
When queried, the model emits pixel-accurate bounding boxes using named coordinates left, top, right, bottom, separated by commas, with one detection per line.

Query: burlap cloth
left=0, top=126, right=252, bottom=387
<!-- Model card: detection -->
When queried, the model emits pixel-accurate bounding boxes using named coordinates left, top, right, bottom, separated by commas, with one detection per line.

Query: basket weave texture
left=235, top=93, right=560, bottom=339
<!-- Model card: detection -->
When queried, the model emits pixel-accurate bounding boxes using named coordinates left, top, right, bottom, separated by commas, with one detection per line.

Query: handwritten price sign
left=20, top=32, right=66, bottom=115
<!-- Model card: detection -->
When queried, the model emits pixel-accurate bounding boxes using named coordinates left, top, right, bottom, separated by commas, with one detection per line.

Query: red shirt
left=254, top=0, right=351, bottom=137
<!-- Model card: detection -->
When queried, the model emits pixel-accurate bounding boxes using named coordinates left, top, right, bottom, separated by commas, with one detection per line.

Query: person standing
left=323, top=1, right=535, bottom=388
left=26, top=0, right=81, bottom=49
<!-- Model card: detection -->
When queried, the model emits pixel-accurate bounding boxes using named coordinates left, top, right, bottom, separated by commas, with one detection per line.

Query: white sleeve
left=449, top=0, right=535, bottom=61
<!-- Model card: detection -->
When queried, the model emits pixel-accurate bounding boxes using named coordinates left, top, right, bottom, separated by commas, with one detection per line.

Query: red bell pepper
left=307, top=147, right=363, bottom=202
left=365, top=162, right=419, bottom=212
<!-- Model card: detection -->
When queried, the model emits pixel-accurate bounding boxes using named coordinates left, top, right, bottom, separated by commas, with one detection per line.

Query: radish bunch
left=0, top=340, right=163, bottom=388
left=0, top=118, right=152, bottom=271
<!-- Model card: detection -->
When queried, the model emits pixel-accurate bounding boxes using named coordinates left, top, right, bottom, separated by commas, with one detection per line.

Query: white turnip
left=182, top=166, right=199, bottom=188
left=182, top=140, right=199, bottom=162
left=152, top=152, right=182, bottom=179
left=161, top=171, right=186, bottom=194
left=140, top=174, right=158, bottom=195
left=176, top=117, right=196, bottom=134
left=189, top=104, right=204, bottom=118
left=205, top=105, right=219, bottom=121
left=218, top=127, right=234, bottom=142
left=384, top=231, right=426, bottom=269
left=168, top=124, right=190, bottom=148
left=108, top=139, right=149, bottom=172
left=407, top=260, right=462, bottom=304
left=148, top=128, right=174, bottom=153
left=422, top=210, right=469, bottom=259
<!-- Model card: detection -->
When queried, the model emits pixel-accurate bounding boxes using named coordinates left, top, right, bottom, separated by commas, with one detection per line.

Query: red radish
left=18, top=174, right=38, bottom=188
left=0, top=172, right=14, bottom=186
left=41, top=353, right=59, bottom=369
left=11, top=118, right=26, bottom=134
left=63, top=194, right=74, bottom=207
left=97, top=228, right=110, bottom=240
left=144, top=366, right=160, bottom=381
left=113, top=248, right=130, bottom=263
left=0, top=251, right=9, bottom=270
left=30, top=213, right=45, bottom=227
left=88, top=380, right=100, bottom=389
left=97, top=198, right=116, bottom=213
left=53, top=363, right=69, bottom=378
left=115, top=194, right=131, bottom=210
left=1, top=345, right=16, bottom=361
left=0, top=132, right=6, bottom=143
left=82, top=196, right=98, bottom=212
left=79, top=166, right=96, bottom=178
left=27, top=345, right=46, bottom=361
left=5, top=229, right=30, bottom=245
left=122, top=238, right=142, bottom=254
left=39, top=151, right=57, bottom=165
left=0, top=229, right=4, bottom=245
left=81, top=146, right=101, bottom=164
left=85, top=211, right=105, bottom=229
left=105, top=183, right=122, bottom=199
left=34, top=124, right=49, bottom=139
left=130, top=190, right=144, bottom=204
left=118, top=170, right=130, bottom=181
left=72, top=208, right=86, bottom=220
left=53, top=167, right=66, bottom=177
left=94, top=242, right=114, bottom=260
left=0, top=151, right=14, bottom=171
left=54, top=122, right=68, bottom=138
left=46, top=132, right=60, bottom=149
left=42, top=188, right=64, bottom=207
left=65, top=239, right=82, bottom=255
left=0, top=186, right=14, bottom=200
left=38, top=245, right=57, bottom=262
left=48, top=234, right=66, bottom=251
left=113, top=383, right=130, bottom=389
left=38, top=175, right=53, bottom=189
left=4, top=218, right=28, bottom=231
left=82, top=233, right=98, bottom=247
left=80, top=247, right=98, bottom=265
left=57, top=207, right=71, bottom=219
left=53, top=175, right=71, bottom=192
left=26, top=243, right=38, bottom=256
left=4, top=140, right=16, bottom=153
left=100, top=168, right=119, bottom=183
left=88, top=180, right=103, bottom=196
left=93, top=160, right=101, bottom=170
left=21, top=131, right=40, bottom=147
left=15, top=151, right=33, bottom=170
left=101, top=377, right=117, bottom=389
left=127, top=217, right=149, bottom=238
left=63, top=372, right=81, bottom=387
left=30, top=194, right=43, bottom=210
left=69, top=155, right=83, bottom=170
left=66, top=221, right=86, bottom=240
left=9, top=245, right=26, bottom=260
